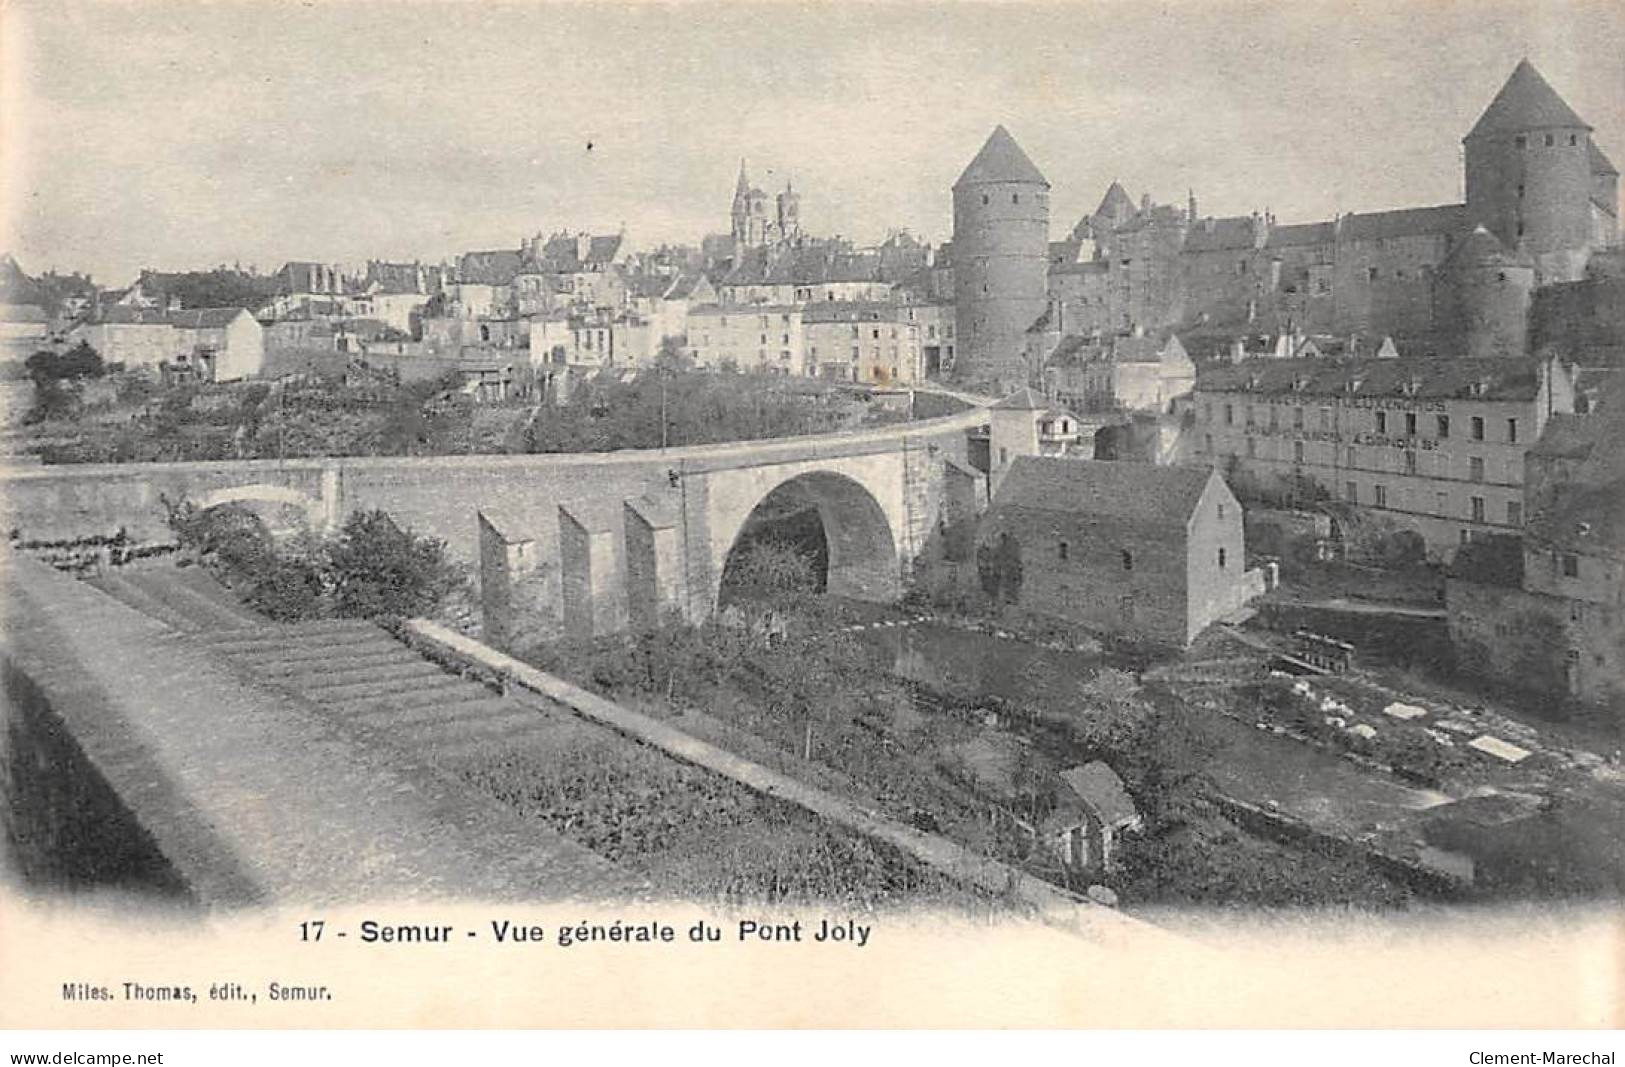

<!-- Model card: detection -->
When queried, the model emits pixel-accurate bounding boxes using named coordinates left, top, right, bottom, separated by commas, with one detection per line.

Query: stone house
left=980, top=455, right=1262, bottom=646
left=169, top=307, right=265, bottom=381
left=986, top=387, right=1084, bottom=496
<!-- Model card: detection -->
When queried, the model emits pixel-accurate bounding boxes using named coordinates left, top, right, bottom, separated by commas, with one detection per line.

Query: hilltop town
left=3, top=59, right=1624, bottom=918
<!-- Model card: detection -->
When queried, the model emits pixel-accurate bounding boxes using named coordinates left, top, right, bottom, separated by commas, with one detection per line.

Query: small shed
left=1041, top=762, right=1142, bottom=875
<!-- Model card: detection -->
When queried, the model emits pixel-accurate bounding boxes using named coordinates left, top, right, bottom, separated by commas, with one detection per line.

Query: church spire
left=735, top=158, right=751, bottom=199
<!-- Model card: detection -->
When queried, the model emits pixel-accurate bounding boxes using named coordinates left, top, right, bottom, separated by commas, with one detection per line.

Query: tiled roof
left=1059, top=762, right=1139, bottom=827
left=1093, top=181, right=1135, bottom=222
left=457, top=249, right=523, bottom=285
left=169, top=307, right=247, bottom=329
left=800, top=301, right=902, bottom=324
left=1339, top=203, right=1469, bottom=241
left=955, top=125, right=1047, bottom=188
left=993, top=455, right=1213, bottom=527
left=1196, top=355, right=1549, bottom=402
left=1268, top=221, right=1335, bottom=248
left=95, top=307, right=171, bottom=326
left=1467, top=60, right=1591, bottom=139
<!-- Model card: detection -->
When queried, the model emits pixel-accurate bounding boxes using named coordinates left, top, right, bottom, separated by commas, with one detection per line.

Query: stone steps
left=85, top=573, right=201, bottom=632
left=322, top=678, right=497, bottom=715
left=247, top=648, right=429, bottom=680
left=201, top=623, right=385, bottom=656
left=293, top=660, right=453, bottom=694
left=121, top=570, right=268, bottom=633
left=224, top=638, right=409, bottom=669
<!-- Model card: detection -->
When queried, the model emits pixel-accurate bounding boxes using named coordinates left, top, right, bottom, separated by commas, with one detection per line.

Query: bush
left=328, top=509, right=459, bottom=619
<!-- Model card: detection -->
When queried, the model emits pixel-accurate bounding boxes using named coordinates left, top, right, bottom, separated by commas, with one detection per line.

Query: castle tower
left=952, top=125, right=1050, bottom=387
left=1464, top=60, right=1603, bottom=283
left=1435, top=225, right=1536, bottom=358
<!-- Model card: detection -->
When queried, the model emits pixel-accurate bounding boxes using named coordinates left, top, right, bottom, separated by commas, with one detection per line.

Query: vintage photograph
left=1, top=0, right=1622, bottom=1033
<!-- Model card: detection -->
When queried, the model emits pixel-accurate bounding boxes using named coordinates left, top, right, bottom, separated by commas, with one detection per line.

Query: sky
left=2, top=0, right=1622, bottom=284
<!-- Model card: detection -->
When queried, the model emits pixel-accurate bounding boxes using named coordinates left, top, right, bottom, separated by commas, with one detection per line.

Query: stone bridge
left=0, top=408, right=989, bottom=640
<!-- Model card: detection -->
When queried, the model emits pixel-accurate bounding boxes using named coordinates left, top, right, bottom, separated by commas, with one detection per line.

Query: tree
left=328, top=509, right=459, bottom=619
left=25, top=342, right=105, bottom=386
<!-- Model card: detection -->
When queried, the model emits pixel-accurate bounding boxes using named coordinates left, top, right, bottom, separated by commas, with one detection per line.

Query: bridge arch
left=193, top=484, right=326, bottom=537
left=712, top=467, right=901, bottom=608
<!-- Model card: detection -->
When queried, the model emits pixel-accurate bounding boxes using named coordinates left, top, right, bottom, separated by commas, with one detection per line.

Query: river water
left=856, top=621, right=1452, bottom=838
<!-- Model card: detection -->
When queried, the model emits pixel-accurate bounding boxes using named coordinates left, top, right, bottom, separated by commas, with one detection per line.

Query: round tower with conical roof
left=952, top=125, right=1050, bottom=386
left=1464, top=60, right=1600, bottom=283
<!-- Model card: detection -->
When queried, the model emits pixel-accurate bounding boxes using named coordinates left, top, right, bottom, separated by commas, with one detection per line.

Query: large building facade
left=1186, top=354, right=1577, bottom=558
left=952, top=126, right=1051, bottom=387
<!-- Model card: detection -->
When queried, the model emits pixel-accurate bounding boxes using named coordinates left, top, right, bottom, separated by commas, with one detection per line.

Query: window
left=1471, top=496, right=1485, bottom=523
left=1293, top=441, right=1305, bottom=463
left=1405, top=450, right=1417, bottom=475
left=1204, top=433, right=1213, bottom=453
left=1570, top=134, right=1579, bottom=146
left=1346, top=446, right=1357, bottom=468
left=1561, top=553, right=1579, bottom=578
left=1223, top=403, right=1234, bottom=426
left=1375, top=411, right=1387, bottom=434
left=1405, top=412, right=1417, bottom=436
left=1470, top=456, right=1484, bottom=482
left=1320, top=408, right=1331, bottom=430
left=1346, top=482, right=1358, bottom=502
left=1507, top=500, right=1522, bottom=526
left=1515, top=135, right=1527, bottom=148
left=1012, top=193, right=1020, bottom=204
left=1218, top=503, right=1226, bottom=520
left=1437, top=414, right=1450, bottom=438
left=981, top=193, right=989, bottom=205
left=1293, top=407, right=1304, bottom=430
left=1471, top=416, right=1484, bottom=441
left=1246, top=438, right=1257, bottom=458
left=1057, top=540, right=1069, bottom=561
left=1121, top=550, right=1134, bottom=571
left=999, top=447, right=1009, bottom=465
left=1218, top=547, right=1227, bottom=569
left=1544, top=133, right=1554, bottom=146
left=1374, top=484, right=1388, bottom=508
left=1368, top=267, right=1379, bottom=282
left=1507, top=418, right=1518, bottom=444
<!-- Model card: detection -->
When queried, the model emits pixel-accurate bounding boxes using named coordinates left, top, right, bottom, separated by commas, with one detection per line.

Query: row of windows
left=1343, top=480, right=1522, bottom=525
left=1221, top=435, right=1516, bottom=482
left=1052, top=542, right=1227, bottom=571
left=1208, top=401, right=1517, bottom=443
